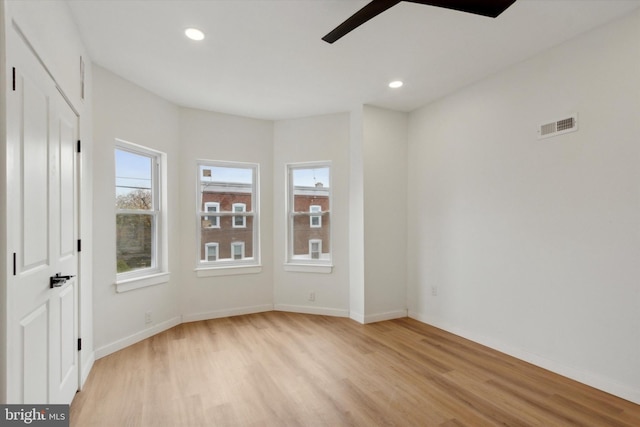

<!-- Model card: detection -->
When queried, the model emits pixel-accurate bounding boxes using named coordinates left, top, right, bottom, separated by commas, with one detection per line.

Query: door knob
left=50, top=272, right=75, bottom=288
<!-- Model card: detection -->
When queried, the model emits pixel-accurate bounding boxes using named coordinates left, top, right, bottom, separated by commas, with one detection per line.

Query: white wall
left=362, top=106, right=408, bottom=322
left=349, top=108, right=365, bottom=322
left=407, top=10, right=640, bottom=404
left=2, top=0, right=94, bottom=395
left=0, top=0, right=7, bottom=403
left=92, top=70, right=275, bottom=353
left=178, top=107, right=274, bottom=321
left=273, top=113, right=351, bottom=316
left=92, top=66, right=181, bottom=356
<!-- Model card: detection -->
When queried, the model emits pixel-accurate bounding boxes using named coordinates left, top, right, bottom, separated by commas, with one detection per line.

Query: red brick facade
left=292, top=193, right=330, bottom=257
left=201, top=189, right=253, bottom=261
left=199, top=183, right=329, bottom=262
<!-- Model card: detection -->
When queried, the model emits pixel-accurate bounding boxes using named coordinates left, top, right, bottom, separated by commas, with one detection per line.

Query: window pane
left=116, top=213, right=153, bottom=272
left=232, top=203, right=246, bottom=228
left=201, top=165, right=252, bottom=186
left=290, top=166, right=330, bottom=261
left=204, top=202, right=219, bottom=227
left=310, top=240, right=321, bottom=259
left=310, top=205, right=322, bottom=228
left=206, top=244, right=218, bottom=261
left=116, top=149, right=153, bottom=210
left=200, top=216, right=254, bottom=261
left=292, top=167, right=330, bottom=192
left=200, top=168, right=252, bottom=214
left=232, top=243, right=244, bottom=260
left=198, top=162, right=258, bottom=267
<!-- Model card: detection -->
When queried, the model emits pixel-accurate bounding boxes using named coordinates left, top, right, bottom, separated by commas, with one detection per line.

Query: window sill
left=284, top=263, right=333, bottom=274
left=195, top=265, right=262, bottom=278
left=116, top=272, right=170, bottom=293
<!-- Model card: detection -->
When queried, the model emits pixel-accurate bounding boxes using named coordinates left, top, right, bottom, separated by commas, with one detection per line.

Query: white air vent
left=538, top=114, right=578, bottom=139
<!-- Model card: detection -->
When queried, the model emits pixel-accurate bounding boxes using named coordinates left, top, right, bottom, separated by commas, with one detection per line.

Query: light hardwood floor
left=70, top=312, right=640, bottom=426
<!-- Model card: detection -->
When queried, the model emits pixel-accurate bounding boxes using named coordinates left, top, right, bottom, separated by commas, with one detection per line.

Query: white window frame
left=115, top=139, right=170, bottom=292
left=310, top=205, right=322, bottom=228
left=232, top=203, right=247, bottom=228
left=205, top=242, right=219, bottom=262
left=204, top=202, right=220, bottom=228
left=196, top=160, right=260, bottom=276
left=285, top=161, right=333, bottom=273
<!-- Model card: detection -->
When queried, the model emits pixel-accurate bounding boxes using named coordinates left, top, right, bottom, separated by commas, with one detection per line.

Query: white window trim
left=310, top=205, right=322, bottom=228
left=232, top=203, right=247, bottom=228
left=116, top=272, right=171, bottom=293
left=283, top=264, right=332, bottom=274
left=285, top=161, right=333, bottom=273
left=115, top=139, right=169, bottom=291
left=204, top=202, right=220, bottom=228
left=196, top=160, right=260, bottom=273
left=195, top=265, right=262, bottom=277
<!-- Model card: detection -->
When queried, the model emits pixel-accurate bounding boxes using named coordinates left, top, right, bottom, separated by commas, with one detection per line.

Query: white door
left=6, top=29, right=80, bottom=404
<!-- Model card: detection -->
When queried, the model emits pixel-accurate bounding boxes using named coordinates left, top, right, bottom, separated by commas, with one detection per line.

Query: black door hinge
left=12, top=67, right=16, bottom=91
left=13, top=253, right=16, bottom=276
left=77, top=140, right=81, bottom=153
left=77, top=338, right=82, bottom=351
left=77, top=239, right=82, bottom=252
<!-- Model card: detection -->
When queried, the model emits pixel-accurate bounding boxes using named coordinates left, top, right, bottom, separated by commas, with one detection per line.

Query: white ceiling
left=66, top=0, right=640, bottom=120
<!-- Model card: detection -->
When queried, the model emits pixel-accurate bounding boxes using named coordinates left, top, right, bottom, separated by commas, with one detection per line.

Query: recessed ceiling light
left=388, top=80, right=403, bottom=89
left=185, top=28, right=205, bottom=41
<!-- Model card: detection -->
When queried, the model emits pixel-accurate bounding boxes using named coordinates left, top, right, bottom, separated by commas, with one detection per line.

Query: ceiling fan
left=322, top=0, right=517, bottom=43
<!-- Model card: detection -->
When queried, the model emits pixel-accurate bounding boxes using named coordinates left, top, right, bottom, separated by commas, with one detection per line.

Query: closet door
left=7, top=28, right=80, bottom=404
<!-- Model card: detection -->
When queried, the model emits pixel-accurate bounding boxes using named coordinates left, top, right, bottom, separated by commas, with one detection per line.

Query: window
left=309, top=239, right=322, bottom=259
left=286, top=162, right=332, bottom=270
left=197, top=161, right=259, bottom=272
left=204, top=202, right=220, bottom=228
left=205, top=243, right=219, bottom=261
left=115, top=140, right=168, bottom=289
left=232, top=203, right=246, bottom=228
left=310, top=205, right=322, bottom=228
left=231, top=242, right=245, bottom=260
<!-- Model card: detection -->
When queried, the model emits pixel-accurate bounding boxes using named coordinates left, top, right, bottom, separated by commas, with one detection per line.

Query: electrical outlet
left=431, top=286, right=438, bottom=296
left=145, top=311, right=152, bottom=325
left=309, top=292, right=316, bottom=302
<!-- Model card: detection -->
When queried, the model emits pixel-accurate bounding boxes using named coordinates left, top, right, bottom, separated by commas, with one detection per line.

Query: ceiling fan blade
left=405, top=0, right=517, bottom=18
left=322, top=0, right=516, bottom=44
left=322, top=0, right=401, bottom=44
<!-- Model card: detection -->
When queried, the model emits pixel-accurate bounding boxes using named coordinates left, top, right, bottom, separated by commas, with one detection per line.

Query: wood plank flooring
left=70, top=312, right=640, bottom=426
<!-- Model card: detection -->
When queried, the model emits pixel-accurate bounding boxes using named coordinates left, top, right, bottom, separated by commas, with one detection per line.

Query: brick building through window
left=200, top=182, right=253, bottom=261
left=292, top=182, right=330, bottom=260
left=200, top=181, right=329, bottom=261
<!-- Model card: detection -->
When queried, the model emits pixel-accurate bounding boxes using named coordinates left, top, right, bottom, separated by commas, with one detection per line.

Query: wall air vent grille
left=538, top=114, right=578, bottom=139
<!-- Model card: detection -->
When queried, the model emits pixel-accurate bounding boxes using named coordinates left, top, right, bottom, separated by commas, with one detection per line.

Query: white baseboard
left=350, top=311, right=365, bottom=324
left=94, top=316, right=182, bottom=359
left=79, top=351, right=95, bottom=391
left=94, top=305, right=273, bottom=361
left=408, top=311, right=640, bottom=405
left=182, top=304, right=274, bottom=323
left=274, top=304, right=349, bottom=318
left=364, top=309, right=407, bottom=324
